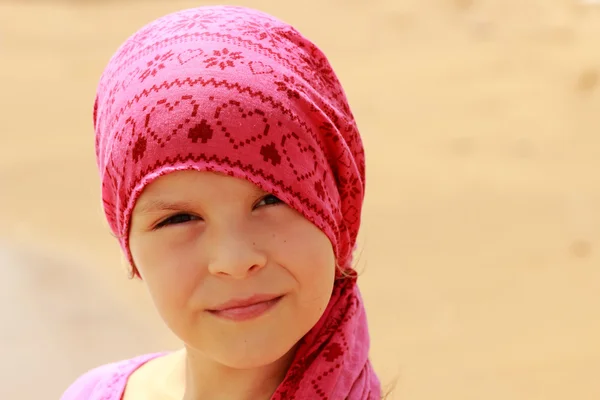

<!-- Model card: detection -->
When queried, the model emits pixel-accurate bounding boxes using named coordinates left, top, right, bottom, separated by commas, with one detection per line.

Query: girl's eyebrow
left=136, top=199, right=197, bottom=214
left=136, top=187, right=268, bottom=214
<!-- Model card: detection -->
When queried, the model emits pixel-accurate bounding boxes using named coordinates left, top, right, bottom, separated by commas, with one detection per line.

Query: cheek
left=284, top=231, right=336, bottom=335
left=267, top=215, right=336, bottom=310
left=294, top=247, right=336, bottom=313
left=129, top=234, right=206, bottom=319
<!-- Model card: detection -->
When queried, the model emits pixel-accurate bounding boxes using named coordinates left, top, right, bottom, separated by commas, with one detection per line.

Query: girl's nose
left=206, top=226, right=267, bottom=279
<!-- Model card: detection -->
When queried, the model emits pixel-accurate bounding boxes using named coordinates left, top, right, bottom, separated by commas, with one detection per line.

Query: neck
left=166, top=346, right=295, bottom=400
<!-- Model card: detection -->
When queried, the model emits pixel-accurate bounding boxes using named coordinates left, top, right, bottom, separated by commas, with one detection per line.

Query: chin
left=210, top=337, right=299, bottom=370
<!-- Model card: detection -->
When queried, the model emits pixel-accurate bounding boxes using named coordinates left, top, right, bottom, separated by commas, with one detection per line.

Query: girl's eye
left=155, top=213, right=199, bottom=229
left=255, top=194, right=282, bottom=208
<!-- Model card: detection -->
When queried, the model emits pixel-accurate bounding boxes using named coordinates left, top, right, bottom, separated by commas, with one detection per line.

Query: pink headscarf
left=93, top=5, right=380, bottom=399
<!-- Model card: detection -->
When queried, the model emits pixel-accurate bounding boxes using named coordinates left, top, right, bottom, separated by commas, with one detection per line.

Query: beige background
left=1, top=0, right=599, bottom=398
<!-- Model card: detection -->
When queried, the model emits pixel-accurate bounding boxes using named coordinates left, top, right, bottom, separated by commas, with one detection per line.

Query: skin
left=123, top=170, right=336, bottom=400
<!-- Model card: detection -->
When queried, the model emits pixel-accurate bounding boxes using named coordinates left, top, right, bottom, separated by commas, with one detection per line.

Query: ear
left=120, top=254, right=139, bottom=280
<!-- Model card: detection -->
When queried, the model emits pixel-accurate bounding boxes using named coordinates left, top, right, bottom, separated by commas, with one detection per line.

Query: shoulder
left=59, top=361, right=122, bottom=400
left=59, top=353, right=167, bottom=400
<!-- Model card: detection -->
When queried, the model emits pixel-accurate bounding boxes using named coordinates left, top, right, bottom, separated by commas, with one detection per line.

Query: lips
left=207, top=294, right=283, bottom=321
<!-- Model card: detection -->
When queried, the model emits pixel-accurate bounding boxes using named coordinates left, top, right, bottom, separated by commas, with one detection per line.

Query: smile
left=207, top=294, right=284, bottom=321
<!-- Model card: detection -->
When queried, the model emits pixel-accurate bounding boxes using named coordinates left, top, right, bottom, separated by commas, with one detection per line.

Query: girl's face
left=129, top=170, right=336, bottom=369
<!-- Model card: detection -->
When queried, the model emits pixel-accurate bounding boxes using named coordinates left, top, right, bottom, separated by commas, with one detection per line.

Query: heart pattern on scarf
left=177, top=48, right=205, bottom=65
left=248, top=60, right=274, bottom=75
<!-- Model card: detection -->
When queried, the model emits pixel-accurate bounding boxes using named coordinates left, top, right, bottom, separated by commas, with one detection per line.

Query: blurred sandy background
left=1, top=0, right=600, bottom=398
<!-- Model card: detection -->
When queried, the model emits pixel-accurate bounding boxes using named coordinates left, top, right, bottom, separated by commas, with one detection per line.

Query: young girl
left=61, top=5, right=381, bottom=399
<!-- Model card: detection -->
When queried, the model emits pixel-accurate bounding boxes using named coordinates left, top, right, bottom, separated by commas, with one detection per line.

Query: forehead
left=134, top=170, right=265, bottom=211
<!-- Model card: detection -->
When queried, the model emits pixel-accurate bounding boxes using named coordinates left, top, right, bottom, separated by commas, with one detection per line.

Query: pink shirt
left=60, top=353, right=166, bottom=400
